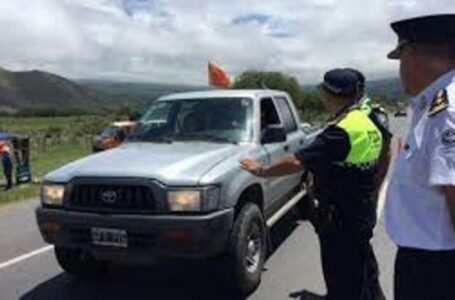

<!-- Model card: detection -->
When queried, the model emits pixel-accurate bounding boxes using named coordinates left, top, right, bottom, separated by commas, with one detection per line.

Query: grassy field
left=0, top=116, right=110, bottom=205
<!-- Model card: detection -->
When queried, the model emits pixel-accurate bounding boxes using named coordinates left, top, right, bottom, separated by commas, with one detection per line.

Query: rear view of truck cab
left=36, top=89, right=311, bottom=295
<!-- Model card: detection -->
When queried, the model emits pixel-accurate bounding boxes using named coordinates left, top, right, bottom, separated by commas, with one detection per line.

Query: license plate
left=91, top=228, right=128, bottom=248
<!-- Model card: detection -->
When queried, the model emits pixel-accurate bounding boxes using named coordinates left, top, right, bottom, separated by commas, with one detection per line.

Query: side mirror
left=261, top=125, right=287, bottom=144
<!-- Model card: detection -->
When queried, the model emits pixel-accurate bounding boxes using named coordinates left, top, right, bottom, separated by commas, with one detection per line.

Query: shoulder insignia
left=428, top=89, right=449, bottom=117
left=372, top=105, right=386, bottom=113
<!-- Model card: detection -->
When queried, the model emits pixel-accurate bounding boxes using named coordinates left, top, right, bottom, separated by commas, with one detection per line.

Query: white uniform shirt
left=385, top=69, right=455, bottom=250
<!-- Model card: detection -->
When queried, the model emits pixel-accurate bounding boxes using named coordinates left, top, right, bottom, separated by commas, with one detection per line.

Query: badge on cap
left=428, top=89, right=448, bottom=117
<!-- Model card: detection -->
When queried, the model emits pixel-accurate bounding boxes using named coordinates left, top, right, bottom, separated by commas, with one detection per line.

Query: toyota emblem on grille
left=100, top=190, right=117, bottom=204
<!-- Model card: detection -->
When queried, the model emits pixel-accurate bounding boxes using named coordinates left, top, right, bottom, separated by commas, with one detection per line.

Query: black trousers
left=395, top=247, right=455, bottom=300
left=319, top=228, right=385, bottom=300
left=2, top=154, right=12, bottom=188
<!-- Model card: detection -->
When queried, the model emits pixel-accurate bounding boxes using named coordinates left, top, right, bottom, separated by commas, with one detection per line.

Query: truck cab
left=36, top=90, right=312, bottom=295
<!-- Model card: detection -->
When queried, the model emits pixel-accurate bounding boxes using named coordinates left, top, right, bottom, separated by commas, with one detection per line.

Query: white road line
left=0, top=245, right=54, bottom=271
left=377, top=180, right=389, bottom=219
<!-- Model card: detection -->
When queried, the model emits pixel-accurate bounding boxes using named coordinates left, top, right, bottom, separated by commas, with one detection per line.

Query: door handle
left=284, top=144, right=290, bottom=152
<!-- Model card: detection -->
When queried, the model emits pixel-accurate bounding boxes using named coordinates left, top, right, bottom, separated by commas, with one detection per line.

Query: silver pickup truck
left=36, top=89, right=314, bottom=295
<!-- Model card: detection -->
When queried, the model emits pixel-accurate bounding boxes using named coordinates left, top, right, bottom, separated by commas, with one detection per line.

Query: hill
left=367, top=78, right=404, bottom=100
left=0, top=67, right=105, bottom=113
left=0, top=67, right=206, bottom=114
left=81, top=80, right=207, bottom=109
left=303, top=77, right=405, bottom=109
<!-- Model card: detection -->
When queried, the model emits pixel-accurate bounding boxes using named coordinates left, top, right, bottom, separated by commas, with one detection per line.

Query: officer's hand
left=240, top=159, right=263, bottom=176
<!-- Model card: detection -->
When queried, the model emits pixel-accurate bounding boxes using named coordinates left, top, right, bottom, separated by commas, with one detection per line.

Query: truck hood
left=45, top=142, right=240, bottom=185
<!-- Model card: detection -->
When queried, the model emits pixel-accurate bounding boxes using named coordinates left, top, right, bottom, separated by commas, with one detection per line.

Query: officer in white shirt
left=385, top=14, right=455, bottom=300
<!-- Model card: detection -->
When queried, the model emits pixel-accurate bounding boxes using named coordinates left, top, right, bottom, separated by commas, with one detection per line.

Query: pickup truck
left=36, top=89, right=314, bottom=295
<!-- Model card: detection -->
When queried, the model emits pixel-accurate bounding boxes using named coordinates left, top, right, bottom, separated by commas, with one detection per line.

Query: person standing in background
left=0, top=140, right=13, bottom=190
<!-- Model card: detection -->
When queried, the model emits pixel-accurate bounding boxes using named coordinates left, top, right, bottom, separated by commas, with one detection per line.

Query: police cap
left=345, top=68, right=365, bottom=91
left=320, top=68, right=359, bottom=97
left=388, top=14, right=455, bottom=59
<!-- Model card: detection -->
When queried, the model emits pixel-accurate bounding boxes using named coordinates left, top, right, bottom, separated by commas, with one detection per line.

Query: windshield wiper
left=178, top=133, right=238, bottom=144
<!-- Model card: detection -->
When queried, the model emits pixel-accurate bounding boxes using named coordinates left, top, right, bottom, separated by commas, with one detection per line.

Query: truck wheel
left=228, top=203, right=267, bottom=295
left=55, top=247, right=107, bottom=277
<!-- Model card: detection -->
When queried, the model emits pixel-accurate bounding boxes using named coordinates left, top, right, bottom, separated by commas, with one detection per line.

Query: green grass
left=0, top=116, right=100, bottom=132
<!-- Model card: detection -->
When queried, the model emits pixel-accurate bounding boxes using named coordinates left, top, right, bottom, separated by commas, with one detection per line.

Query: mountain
left=366, top=78, right=404, bottom=101
left=81, top=80, right=208, bottom=109
left=0, top=67, right=208, bottom=114
left=0, top=67, right=104, bottom=113
left=303, top=77, right=405, bottom=109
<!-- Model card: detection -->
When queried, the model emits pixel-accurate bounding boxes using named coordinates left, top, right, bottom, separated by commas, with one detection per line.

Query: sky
left=0, top=0, right=454, bottom=85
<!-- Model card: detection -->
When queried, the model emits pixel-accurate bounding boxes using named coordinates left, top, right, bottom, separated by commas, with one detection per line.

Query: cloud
left=0, top=0, right=452, bottom=85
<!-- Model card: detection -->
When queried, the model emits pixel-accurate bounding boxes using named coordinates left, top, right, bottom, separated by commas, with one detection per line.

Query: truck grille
left=68, top=184, right=156, bottom=213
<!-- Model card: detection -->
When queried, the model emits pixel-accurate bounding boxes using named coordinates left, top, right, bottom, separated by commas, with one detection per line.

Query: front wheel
left=227, top=203, right=267, bottom=295
left=55, top=246, right=107, bottom=277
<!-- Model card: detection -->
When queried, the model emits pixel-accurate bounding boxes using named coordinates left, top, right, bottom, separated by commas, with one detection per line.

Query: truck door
left=260, top=97, right=292, bottom=217
left=273, top=96, right=305, bottom=199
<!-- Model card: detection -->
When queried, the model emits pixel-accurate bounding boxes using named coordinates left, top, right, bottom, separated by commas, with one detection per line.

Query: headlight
left=41, top=184, right=65, bottom=206
left=168, top=190, right=201, bottom=211
left=167, top=186, right=220, bottom=212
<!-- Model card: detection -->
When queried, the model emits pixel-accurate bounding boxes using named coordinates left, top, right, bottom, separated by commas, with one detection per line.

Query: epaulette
left=371, top=103, right=386, bottom=113
left=428, top=89, right=449, bottom=117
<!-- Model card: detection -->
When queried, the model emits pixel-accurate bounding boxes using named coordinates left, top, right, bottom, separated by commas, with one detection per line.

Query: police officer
left=347, top=68, right=393, bottom=194
left=385, top=14, right=455, bottom=300
left=241, top=69, right=384, bottom=300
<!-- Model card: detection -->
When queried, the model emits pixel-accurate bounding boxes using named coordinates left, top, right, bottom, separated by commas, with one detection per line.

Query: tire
left=55, top=246, right=107, bottom=277
left=227, top=203, right=267, bottom=295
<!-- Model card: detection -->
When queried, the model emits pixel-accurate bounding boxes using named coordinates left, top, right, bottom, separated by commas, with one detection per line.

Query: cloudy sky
left=0, top=0, right=453, bottom=85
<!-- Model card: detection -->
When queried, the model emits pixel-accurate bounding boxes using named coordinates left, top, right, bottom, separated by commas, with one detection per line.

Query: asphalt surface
left=0, top=115, right=410, bottom=300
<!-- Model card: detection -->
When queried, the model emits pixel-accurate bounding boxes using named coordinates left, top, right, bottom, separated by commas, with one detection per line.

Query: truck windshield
left=129, top=97, right=253, bottom=144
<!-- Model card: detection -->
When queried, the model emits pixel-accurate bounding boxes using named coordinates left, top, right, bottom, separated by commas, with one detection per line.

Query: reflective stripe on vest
left=336, top=109, right=382, bottom=165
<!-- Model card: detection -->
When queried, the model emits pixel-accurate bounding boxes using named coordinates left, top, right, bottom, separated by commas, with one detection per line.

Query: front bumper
left=36, top=207, right=234, bottom=262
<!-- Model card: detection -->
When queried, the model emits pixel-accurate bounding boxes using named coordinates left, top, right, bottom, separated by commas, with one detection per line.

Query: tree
left=233, top=71, right=303, bottom=107
left=232, top=70, right=326, bottom=119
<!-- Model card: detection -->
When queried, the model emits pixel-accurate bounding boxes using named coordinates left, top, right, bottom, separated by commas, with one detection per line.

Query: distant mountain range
left=81, top=80, right=206, bottom=109
left=0, top=67, right=204, bottom=114
left=366, top=78, right=404, bottom=101
left=0, top=67, right=105, bottom=113
left=0, top=67, right=404, bottom=114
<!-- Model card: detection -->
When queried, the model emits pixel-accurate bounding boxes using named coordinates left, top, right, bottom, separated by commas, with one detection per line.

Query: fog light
left=40, top=221, right=61, bottom=234
left=163, top=230, right=196, bottom=243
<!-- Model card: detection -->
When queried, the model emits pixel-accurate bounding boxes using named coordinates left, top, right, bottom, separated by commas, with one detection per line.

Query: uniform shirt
left=296, top=109, right=381, bottom=228
left=385, top=69, right=455, bottom=250
left=296, top=126, right=350, bottom=172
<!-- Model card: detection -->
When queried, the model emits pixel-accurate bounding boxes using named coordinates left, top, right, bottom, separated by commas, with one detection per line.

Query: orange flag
left=208, top=62, right=231, bottom=88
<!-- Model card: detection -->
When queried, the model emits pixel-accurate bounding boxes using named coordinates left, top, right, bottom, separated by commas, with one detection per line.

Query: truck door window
left=274, top=96, right=298, bottom=133
left=260, top=98, right=281, bottom=131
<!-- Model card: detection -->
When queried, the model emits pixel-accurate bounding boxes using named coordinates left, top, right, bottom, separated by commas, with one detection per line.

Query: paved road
left=0, top=116, right=410, bottom=300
